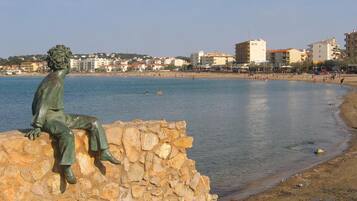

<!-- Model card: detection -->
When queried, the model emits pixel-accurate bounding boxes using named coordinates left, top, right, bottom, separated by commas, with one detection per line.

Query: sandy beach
left=2, top=71, right=357, bottom=200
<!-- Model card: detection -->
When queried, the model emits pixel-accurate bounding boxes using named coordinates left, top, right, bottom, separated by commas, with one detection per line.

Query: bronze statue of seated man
left=26, top=45, right=120, bottom=184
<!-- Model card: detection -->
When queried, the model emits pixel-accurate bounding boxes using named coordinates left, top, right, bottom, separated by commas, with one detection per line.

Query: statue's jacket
left=31, top=72, right=65, bottom=128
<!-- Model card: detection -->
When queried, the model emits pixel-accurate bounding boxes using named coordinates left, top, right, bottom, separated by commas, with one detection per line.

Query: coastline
left=239, top=90, right=357, bottom=201
left=3, top=71, right=357, bottom=86
left=2, top=71, right=357, bottom=200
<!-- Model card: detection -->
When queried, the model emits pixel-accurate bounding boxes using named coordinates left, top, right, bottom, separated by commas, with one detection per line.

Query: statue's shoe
left=100, top=149, right=121, bottom=165
left=64, top=166, right=77, bottom=184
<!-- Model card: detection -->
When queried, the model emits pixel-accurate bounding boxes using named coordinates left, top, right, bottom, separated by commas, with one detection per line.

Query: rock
left=141, top=132, right=159, bottom=151
left=127, top=163, right=145, bottom=182
left=78, top=178, right=92, bottom=190
left=100, top=182, right=120, bottom=200
left=0, top=151, right=8, bottom=164
left=314, top=148, right=325, bottom=154
left=168, top=153, right=187, bottom=170
left=189, top=172, right=201, bottom=190
left=131, top=185, right=145, bottom=198
left=147, top=123, right=161, bottom=134
left=92, top=171, right=107, bottom=184
left=47, top=174, right=61, bottom=195
left=173, top=137, right=193, bottom=149
left=169, top=146, right=179, bottom=159
left=139, top=152, right=146, bottom=164
left=151, top=188, right=163, bottom=196
left=165, top=129, right=180, bottom=140
left=196, top=176, right=211, bottom=193
left=0, top=121, right=217, bottom=201
left=105, top=125, right=123, bottom=146
left=156, top=143, right=171, bottom=159
left=20, top=167, right=34, bottom=182
left=23, top=141, right=42, bottom=155
left=145, top=152, right=154, bottom=171
left=31, top=181, right=46, bottom=196
left=173, top=182, right=194, bottom=200
left=168, top=122, right=176, bottom=129
left=209, top=194, right=219, bottom=201
left=157, top=130, right=168, bottom=140
left=175, top=121, right=187, bottom=130
left=297, top=183, right=304, bottom=188
left=152, top=155, right=165, bottom=173
left=76, top=152, right=95, bottom=176
left=180, top=165, right=192, bottom=184
left=32, top=160, right=51, bottom=181
left=123, top=157, right=130, bottom=172
left=150, top=176, right=161, bottom=187
left=122, top=127, right=141, bottom=162
left=119, top=187, right=133, bottom=201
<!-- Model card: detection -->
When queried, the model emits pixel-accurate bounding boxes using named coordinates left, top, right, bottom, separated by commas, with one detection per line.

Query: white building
left=78, top=58, right=112, bottom=72
left=190, top=51, right=205, bottom=66
left=70, top=59, right=81, bottom=71
left=235, top=39, right=267, bottom=64
left=162, top=58, right=172, bottom=65
left=171, top=59, right=186, bottom=67
left=309, top=38, right=340, bottom=64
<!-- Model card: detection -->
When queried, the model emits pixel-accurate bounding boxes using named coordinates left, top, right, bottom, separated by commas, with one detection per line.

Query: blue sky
left=0, top=0, right=356, bottom=57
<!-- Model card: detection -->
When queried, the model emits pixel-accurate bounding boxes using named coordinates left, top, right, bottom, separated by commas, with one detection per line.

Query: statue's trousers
left=42, top=110, right=109, bottom=165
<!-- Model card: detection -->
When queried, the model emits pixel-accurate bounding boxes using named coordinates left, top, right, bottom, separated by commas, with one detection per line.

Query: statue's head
left=46, top=45, right=72, bottom=73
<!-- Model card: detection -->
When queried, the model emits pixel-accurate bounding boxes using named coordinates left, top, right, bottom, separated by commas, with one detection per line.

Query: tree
left=291, top=60, right=313, bottom=73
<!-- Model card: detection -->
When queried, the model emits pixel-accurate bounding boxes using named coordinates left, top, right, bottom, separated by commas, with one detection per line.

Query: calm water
left=0, top=76, right=350, bottom=197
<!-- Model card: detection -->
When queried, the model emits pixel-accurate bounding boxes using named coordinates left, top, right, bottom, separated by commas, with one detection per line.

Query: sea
left=0, top=76, right=350, bottom=198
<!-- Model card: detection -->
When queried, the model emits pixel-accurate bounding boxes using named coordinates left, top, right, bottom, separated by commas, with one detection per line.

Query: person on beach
left=25, top=45, right=121, bottom=184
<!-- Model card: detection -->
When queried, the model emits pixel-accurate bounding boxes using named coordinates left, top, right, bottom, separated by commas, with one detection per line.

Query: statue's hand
left=25, top=128, right=41, bottom=140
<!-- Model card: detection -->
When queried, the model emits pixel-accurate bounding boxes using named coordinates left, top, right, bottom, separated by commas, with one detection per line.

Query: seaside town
left=1, top=29, right=357, bottom=76
left=2, top=0, right=357, bottom=200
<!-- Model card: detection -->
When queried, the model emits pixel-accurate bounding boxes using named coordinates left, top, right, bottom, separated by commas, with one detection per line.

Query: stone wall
left=0, top=120, right=218, bottom=201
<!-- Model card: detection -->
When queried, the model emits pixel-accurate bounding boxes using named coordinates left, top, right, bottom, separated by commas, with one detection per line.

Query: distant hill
left=0, top=52, right=151, bottom=66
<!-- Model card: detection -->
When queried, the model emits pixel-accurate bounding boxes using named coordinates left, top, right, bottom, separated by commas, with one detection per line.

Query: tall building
left=268, top=48, right=306, bottom=67
left=345, top=30, right=357, bottom=58
left=200, top=52, right=234, bottom=66
left=309, top=38, right=340, bottom=64
left=190, top=51, right=205, bottom=66
left=235, top=39, right=266, bottom=64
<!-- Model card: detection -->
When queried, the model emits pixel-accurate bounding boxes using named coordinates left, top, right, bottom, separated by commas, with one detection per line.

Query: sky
left=0, top=0, right=356, bottom=58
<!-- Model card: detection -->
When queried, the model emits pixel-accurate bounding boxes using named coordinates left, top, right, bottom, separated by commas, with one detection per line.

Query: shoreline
left=2, top=71, right=357, bottom=200
left=241, top=82, right=357, bottom=200
left=221, top=92, right=353, bottom=200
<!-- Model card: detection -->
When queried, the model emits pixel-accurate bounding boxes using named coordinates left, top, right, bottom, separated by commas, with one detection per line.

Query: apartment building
left=345, top=30, right=357, bottom=58
left=190, top=51, right=205, bottom=66
left=70, top=58, right=81, bottom=71
left=268, top=48, right=306, bottom=67
left=200, top=52, right=234, bottom=66
left=70, top=57, right=112, bottom=72
left=309, top=38, right=340, bottom=64
left=235, top=39, right=266, bottom=64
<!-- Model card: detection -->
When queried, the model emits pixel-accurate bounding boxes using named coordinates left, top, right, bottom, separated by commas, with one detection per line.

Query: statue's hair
left=46, top=45, right=72, bottom=71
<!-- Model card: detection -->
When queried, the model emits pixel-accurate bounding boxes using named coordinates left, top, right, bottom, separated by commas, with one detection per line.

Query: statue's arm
left=26, top=88, right=51, bottom=140
left=31, top=99, right=48, bottom=129
left=26, top=101, right=47, bottom=140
